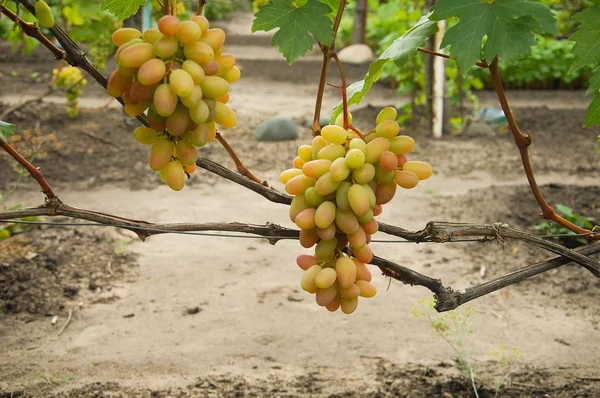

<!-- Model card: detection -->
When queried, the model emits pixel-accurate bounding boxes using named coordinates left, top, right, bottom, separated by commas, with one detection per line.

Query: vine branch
left=215, top=133, right=269, bottom=186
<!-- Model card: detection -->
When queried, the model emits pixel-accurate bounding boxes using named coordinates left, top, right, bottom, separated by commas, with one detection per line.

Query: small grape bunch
left=108, top=14, right=241, bottom=191
left=280, top=107, right=433, bottom=314
left=52, top=66, right=87, bottom=117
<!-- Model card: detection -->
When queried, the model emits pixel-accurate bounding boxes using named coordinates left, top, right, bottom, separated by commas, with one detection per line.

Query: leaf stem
left=488, top=57, right=598, bottom=240
left=331, top=51, right=364, bottom=138
left=417, top=48, right=488, bottom=69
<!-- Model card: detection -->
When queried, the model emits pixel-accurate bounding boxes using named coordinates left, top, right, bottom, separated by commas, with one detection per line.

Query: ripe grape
left=169, top=69, right=195, bottom=97
left=119, top=42, right=155, bottom=68
left=176, top=20, right=202, bottom=44
left=158, top=15, right=180, bottom=36
left=149, top=138, right=173, bottom=170
left=112, top=28, right=142, bottom=47
left=133, top=127, right=158, bottom=145
left=165, top=160, right=185, bottom=191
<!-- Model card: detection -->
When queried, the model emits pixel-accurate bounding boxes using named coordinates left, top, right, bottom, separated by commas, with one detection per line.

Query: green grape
left=321, top=124, right=348, bottom=145
left=311, top=136, right=327, bottom=160
left=376, top=106, right=397, bottom=124
left=176, top=20, right=202, bottom=43
left=176, top=139, right=197, bottom=165
left=189, top=100, right=209, bottom=124
left=169, top=69, right=194, bottom=98
left=301, top=265, right=322, bottom=294
left=182, top=60, right=206, bottom=84
left=214, top=102, right=237, bottom=128
left=315, top=238, right=338, bottom=260
left=280, top=168, right=303, bottom=184
left=142, top=28, right=161, bottom=44
left=200, top=76, right=229, bottom=98
left=315, top=201, right=336, bottom=229
left=165, top=160, right=185, bottom=191
left=375, top=120, right=400, bottom=138
left=180, top=85, right=203, bottom=108
left=153, top=83, right=178, bottom=117
left=349, top=138, right=367, bottom=153
left=335, top=257, right=356, bottom=289
left=389, top=135, right=415, bottom=154
left=361, top=184, right=376, bottom=207
left=317, top=144, right=345, bottom=161
left=330, top=157, right=350, bottom=182
left=166, top=104, right=190, bottom=136
left=348, top=184, right=370, bottom=217
left=137, top=58, right=166, bottom=86
left=341, top=297, right=358, bottom=314
left=183, top=123, right=210, bottom=147
left=112, top=28, right=141, bottom=47
left=353, top=163, right=375, bottom=184
left=183, top=42, right=215, bottom=65
left=149, top=138, right=173, bottom=170
left=334, top=112, right=352, bottom=127
left=133, top=127, right=158, bottom=145
left=199, top=28, right=226, bottom=50
left=289, top=194, right=309, bottom=222
left=34, top=1, right=54, bottom=28
left=158, top=15, right=180, bottom=36
left=374, top=163, right=395, bottom=183
left=356, top=208, right=373, bottom=224
left=345, top=148, right=365, bottom=169
left=302, top=159, right=331, bottom=179
left=365, top=137, right=391, bottom=164
left=153, top=35, right=179, bottom=59
left=297, top=145, right=313, bottom=162
left=119, top=42, right=155, bottom=68
left=335, top=181, right=352, bottom=212
left=315, top=268, right=337, bottom=289
left=304, top=187, right=325, bottom=207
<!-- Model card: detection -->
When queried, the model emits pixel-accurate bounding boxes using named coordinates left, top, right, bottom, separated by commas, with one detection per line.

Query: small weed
left=31, top=372, right=71, bottom=386
left=534, top=204, right=595, bottom=246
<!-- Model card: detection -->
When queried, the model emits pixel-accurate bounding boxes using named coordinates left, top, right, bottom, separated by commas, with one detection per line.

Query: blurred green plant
left=205, top=0, right=237, bottom=20
left=534, top=204, right=595, bottom=246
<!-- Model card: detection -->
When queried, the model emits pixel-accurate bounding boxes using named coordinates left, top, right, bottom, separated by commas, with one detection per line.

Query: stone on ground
left=337, top=44, right=375, bottom=64
left=255, top=116, right=298, bottom=141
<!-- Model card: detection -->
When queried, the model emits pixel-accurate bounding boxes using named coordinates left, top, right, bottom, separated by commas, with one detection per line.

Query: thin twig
left=57, top=308, right=72, bottom=336
left=417, top=48, right=488, bottom=69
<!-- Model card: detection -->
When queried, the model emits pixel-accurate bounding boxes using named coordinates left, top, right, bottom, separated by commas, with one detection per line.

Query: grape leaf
left=101, top=0, right=146, bottom=20
left=0, top=121, right=16, bottom=143
left=586, top=68, right=600, bottom=96
left=569, top=6, right=600, bottom=74
left=318, top=0, right=340, bottom=13
left=331, top=14, right=438, bottom=120
left=584, top=94, right=600, bottom=128
left=431, top=0, right=557, bottom=74
left=252, top=0, right=333, bottom=64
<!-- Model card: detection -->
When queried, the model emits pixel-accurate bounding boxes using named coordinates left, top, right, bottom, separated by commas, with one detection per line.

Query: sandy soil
left=1, top=14, right=600, bottom=398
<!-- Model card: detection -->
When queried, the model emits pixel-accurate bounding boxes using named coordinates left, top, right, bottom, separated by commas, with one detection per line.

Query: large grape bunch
left=280, top=107, right=433, bottom=314
left=107, top=15, right=241, bottom=191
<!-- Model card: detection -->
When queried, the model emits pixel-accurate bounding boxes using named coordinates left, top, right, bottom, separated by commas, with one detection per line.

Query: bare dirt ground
left=1, top=15, right=600, bottom=398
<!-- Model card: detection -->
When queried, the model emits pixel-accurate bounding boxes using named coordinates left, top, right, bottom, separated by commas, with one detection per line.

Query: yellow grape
left=302, top=159, right=331, bottom=179
left=353, top=163, right=375, bottom=184
left=394, top=170, right=419, bottom=189
left=334, top=112, right=353, bottom=127
left=379, top=151, right=398, bottom=171
left=317, top=224, right=336, bottom=240
left=375, top=181, right=397, bottom=204
left=182, top=60, right=205, bottom=84
left=176, top=20, right=202, bottom=44
left=176, top=139, right=197, bottom=165
left=35, top=0, right=54, bottom=28
left=321, top=125, right=348, bottom=145
left=315, top=268, right=337, bottom=289
left=223, top=66, right=241, bottom=83
left=200, top=76, right=229, bottom=98
left=216, top=93, right=230, bottom=103
left=348, top=184, right=370, bottom=217
left=374, top=163, right=395, bottom=183
left=280, top=168, right=303, bottom=184
left=200, top=28, right=226, bottom=50
left=119, top=42, right=155, bottom=68
left=301, top=265, right=322, bottom=293
left=165, top=160, right=185, bottom=191
left=299, top=228, right=319, bottom=248
left=365, top=137, right=391, bottom=164
left=297, top=145, right=313, bottom=162
left=107, top=70, right=132, bottom=97
left=349, top=138, right=367, bottom=153
left=112, top=28, right=141, bottom=47
left=345, top=148, right=365, bottom=169
left=335, top=257, right=356, bottom=288
left=142, top=28, right=161, bottom=44
left=375, top=120, right=400, bottom=138
left=315, top=201, right=336, bottom=229
left=215, top=54, right=236, bottom=74
left=362, top=184, right=376, bottom=207
left=311, top=136, right=327, bottom=160
left=184, top=123, right=210, bottom=147
left=205, top=121, right=217, bottom=142
left=289, top=194, right=309, bottom=222
left=293, top=156, right=305, bottom=169
left=115, top=38, right=142, bottom=63
left=316, top=284, right=338, bottom=307
left=180, top=85, right=203, bottom=108
left=124, top=100, right=150, bottom=117
left=348, top=227, right=366, bottom=249
left=189, top=100, right=209, bottom=124
left=154, top=35, right=179, bottom=59
left=149, top=138, right=173, bottom=170
left=169, top=69, right=194, bottom=98
left=355, top=280, right=377, bottom=298
left=339, top=283, right=360, bottom=299
left=137, top=58, right=166, bottom=86
left=295, top=208, right=317, bottom=230
left=330, top=157, right=350, bottom=182
left=335, top=181, right=352, bottom=212
left=389, top=135, right=416, bottom=154
left=297, top=254, right=317, bottom=270
left=153, top=83, right=178, bottom=117
left=214, top=102, right=237, bottom=128
left=376, top=106, right=397, bottom=124
left=314, top=172, right=341, bottom=196
left=133, top=127, right=158, bottom=145
left=191, top=15, right=209, bottom=33
left=315, top=238, right=338, bottom=260
left=325, top=293, right=342, bottom=312
left=341, top=297, right=358, bottom=314
left=285, top=174, right=316, bottom=195
left=166, top=104, right=190, bottom=136
left=317, top=144, right=345, bottom=161
left=353, top=258, right=372, bottom=281
left=158, top=15, right=180, bottom=36
left=352, top=244, right=373, bottom=264
left=335, top=209, right=359, bottom=235
left=183, top=42, right=215, bottom=65
left=403, top=161, right=433, bottom=180
left=304, top=187, right=325, bottom=207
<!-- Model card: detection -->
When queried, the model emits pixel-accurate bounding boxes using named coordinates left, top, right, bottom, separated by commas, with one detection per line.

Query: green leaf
left=318, top=0, right=340, bottom=12
left=597, top=135, right=600, bottom=154
left=555, top=204, right=573, bottom=218
left=101, top=0, right=146, bottom=20
left=331, top=14, right=438, bottom=120
left=0, top=120, right=16, bottom=143
left=252, top=0, right=333, bottom=64
left=569, top=6, right=600, bottom=74
left=584, top=93, right=600, bottom=128
left=586, top=68, right=600, bottom=96
left=431, top=0, right=557, bottom=74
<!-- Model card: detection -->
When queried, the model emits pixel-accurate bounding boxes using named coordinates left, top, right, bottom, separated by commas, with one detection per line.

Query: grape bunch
left=280, top=107, right=432, bottom=314
left=52, top=66, right=87, bottom=117
left=107, top=14, right=241, bottom=191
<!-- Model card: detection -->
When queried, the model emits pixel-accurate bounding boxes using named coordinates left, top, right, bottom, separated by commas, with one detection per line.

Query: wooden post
left=351, top=0, right=367, bottom=44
